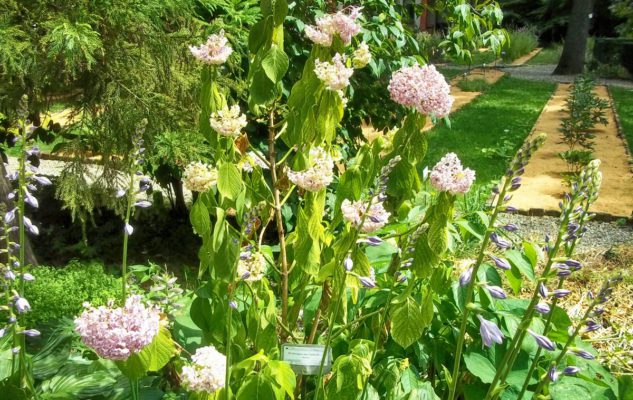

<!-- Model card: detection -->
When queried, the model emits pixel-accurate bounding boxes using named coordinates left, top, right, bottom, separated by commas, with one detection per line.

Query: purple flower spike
left=22, top=273, right=35, bottom=282
left=33, top=176, right=52, bottom=186
left=4, top=270, right=15, bottom=280
left=485, top=285, right=507, bottom=299
left=490, top=233, right=512, bottom=250
left=548, top=366, right=559, bottom=382
left=359, top=276, right=377, bottom=289
left=490, top=255, right=511, bottom=270
left=4, top=208, right=16, bottom=224
left=366, top=236, right=383, bottom=246
left=535, top=303, right=551, bottom=314
left=478, top=315, right=504, bottom=348
left=229, top=300, right=238, bottom=310
left=7, top=192, right=15, bottom=200
left=15, top=297, right=31, bottom=314
left=565, top=259, right=582, bottom=270
left=116, top=189, right=127, bottom=198
left=344, top=257, right=353, bottom=272
left=528, top=329, right=556, bottom=351
left=134, top=201, right=152, bottom=208
left=124, top=224, right=134, bottom=236
left=557, top=269, right=572, bottom=277
left=25, top=192, right=38, bottom=208
left=21, top=329, right=40, bottom=337
left=571, top=348, right=595, bottom=360
left=538, top=283, right=549, bottom=298
left=504, top=206, right=518, bottom=213
left=585, top=320, right=601, bottom=332
left=502, top=224, right=519, bottom=232
left=23, top=217, right=39, bottom=235
left=552, top=289, right=571, bottom=299
left=563, top=366, right=580, bottom=376
left=459, top=267, right=473, bottom=287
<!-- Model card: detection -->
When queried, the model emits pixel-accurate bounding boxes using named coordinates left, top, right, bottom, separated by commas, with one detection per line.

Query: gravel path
left=498, top=214, right=633, bottom=254
left=501, top=64, right=633, bottom=89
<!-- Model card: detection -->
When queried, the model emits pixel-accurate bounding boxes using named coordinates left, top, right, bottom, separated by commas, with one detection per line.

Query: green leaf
left=236, top=374, right=277, bottom=400
left=217, top=162, right=243, bottom=200
left=262, top=45, right=289, bottom=83
left=463, top=352, right=496, bottom=384
left=505, top=250, right=535, bottom=282
left=390, top=297, right=425, bottom=348
left=249, top=18, right=271, bottom=54
left=190, top=199, right=210, bottom=236
left=267, top=360, right=296, bottom=399
left=408, top=382, right=440, bottom=400
left=116, top=327, right=176, bottom=380
left=273, top=0, right=288, bottom=26
left=250, top=68, right=276, bottom=105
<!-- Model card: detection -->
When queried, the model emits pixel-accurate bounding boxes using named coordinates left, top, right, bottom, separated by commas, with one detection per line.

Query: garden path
left=512, top=84, right=633, bottom=218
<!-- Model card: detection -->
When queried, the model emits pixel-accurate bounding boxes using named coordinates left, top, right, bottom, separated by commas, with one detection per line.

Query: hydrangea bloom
left=352, top=42, right=372, bottom=69
left=287, top=147, right=335, bottom=191
left=314, top=54, right=354, bottom=92
left=237, top=250, right=266, bottom=281
left=341, top=198, right=390, bottom=233
left=183, top=162, right=218, bottom=193
left=189, top=30, right=233, bottom=65
left=74, top=296, right=160, bottom=360
left=305, top=7, right=362, bottom=46
left=430, top=153, right=475, bottom=194
left=209, top=105, right=248, bottom=137
left=181, top=346, right=227, bottom=393
left=388, top=64, right=454, bottom=117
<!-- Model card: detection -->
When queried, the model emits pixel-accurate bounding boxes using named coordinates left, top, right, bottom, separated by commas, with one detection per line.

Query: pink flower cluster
left=189, top=30, right=233, bottom=65
left=305, top=7, right=362, bottom=46
left=430, top=153, right=475, bottom=194
left=341, top=198, right=390, bottom=233
left=314, top=54, right=354, bottom=92
left=388, top=64, right=454, bottom=117
left=74, top=296, right=160, bottom=360
left=287, top=147, right=335, bottom=191
left=181, top=346, right=227, bottom=394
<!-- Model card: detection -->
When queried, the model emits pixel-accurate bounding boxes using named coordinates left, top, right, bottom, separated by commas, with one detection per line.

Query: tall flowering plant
left=183, top=2, right=619, bottom=399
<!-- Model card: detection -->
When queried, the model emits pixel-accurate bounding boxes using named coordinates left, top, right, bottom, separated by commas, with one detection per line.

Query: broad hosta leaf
left=505, top=249, right=535, bottom=282
left=390, top=297, right=425, bottom=348
left=262, top=45, right=289, bottom=83
left=463, top=351, right=496, bottom=384
left=408, top=382, right=440, bottom=400
left=217, top=162, right=243, bottom=200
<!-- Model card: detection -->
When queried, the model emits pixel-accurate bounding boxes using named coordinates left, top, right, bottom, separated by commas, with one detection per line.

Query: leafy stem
left=121, top=168, right=135, bottom=303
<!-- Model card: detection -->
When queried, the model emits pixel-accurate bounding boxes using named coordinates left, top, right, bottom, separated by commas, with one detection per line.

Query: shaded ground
left=512, top=84, right=633, bottom=218
left=503, top=64, right=633, bottom=89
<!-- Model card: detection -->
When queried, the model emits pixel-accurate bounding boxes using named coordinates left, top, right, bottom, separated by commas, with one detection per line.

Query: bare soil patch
left=512, top=84, right=633, bottom=218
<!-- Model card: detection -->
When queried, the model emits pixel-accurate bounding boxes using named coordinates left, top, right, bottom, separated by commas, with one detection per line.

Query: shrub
left=502, top=27, right=539, bottom=62
left=23, top=260, right=120, bottom=327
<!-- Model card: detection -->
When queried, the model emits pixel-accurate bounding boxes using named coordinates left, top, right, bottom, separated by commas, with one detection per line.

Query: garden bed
left=512, top=84, right=633, bottom=219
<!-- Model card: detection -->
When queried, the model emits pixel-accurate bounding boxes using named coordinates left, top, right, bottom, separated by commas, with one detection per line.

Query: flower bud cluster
left=304, top=7, right=362, bottom=47
left=209, top=105, right=248, bottom=137
left=74, top=295, right=161, bottom=360
left=237, top=247, right=266, bottom=282
left=181, top=346, right=227, bottom=393
left=189, top=30, right=233, bottom=65
left=287, top=146, right=335, bottom=192
left=388, top=64, right=453, bottom=117
left=429, top=153, right=475, bottom=194
left=183, top=162, right=218, bottom=193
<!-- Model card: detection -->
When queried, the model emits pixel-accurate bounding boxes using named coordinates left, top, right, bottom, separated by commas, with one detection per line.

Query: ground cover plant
left=424, top=76, right=556, bottom=183
left=526, top=45, right=562, bottom=65
left=610, top=86, right=633, bottom=152
left=0, top=1, right=629, bottom=400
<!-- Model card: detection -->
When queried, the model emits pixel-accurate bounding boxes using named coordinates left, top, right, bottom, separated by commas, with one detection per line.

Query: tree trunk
left=171, top=178, right=188, bottom=218
left=554, top=0, right=594, bottom=75
left=0, top=161, right=38, bottom=266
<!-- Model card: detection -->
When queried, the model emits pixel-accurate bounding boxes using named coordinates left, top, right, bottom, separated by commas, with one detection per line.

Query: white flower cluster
left=341, top=198, right=390, bottom=233
left=189, top=30, right=233, bottom=65
left=352, top=43, right=371, bottom=69
left=304, top=7, right=362, bottom=47
left=209, top=105, right=248, bottom=137
left=237, top=250, right=266, bottom=281
left=181, top=346, right=227, bottom=394
left=242, top=151, right=269, bottom=173
left=183, top=162, right=218, bottom=193
left=287, top=147, right=335, bottom=192
left=314, top=54, right=354, bottom=92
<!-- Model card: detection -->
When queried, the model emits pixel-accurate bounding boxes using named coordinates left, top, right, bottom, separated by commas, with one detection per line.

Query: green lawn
left=423, top=76, right=556, bottom=184
left=526, top=45, right=562, bottom=65
left=610, top=86, right=633, bottom=153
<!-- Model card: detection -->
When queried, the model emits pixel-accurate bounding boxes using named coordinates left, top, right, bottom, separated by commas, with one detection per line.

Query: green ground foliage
left=424, top=76, right=556, bottom=183
left=526, top=44, right=562, bottom=64
left=610, top=86, right=633, bottom=152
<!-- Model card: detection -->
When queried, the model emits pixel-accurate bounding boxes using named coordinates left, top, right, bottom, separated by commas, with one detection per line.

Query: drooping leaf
left=390, top=297, right=425, bottom=348
left=262, top=45, right=289, bottom=83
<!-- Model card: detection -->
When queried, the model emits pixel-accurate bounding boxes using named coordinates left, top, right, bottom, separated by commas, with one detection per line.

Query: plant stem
left=447, top=179, right=510, bottom=400
left=225, top=228, right=245, bottom=400
left=16, top=119, right=27, bottom=385
left=268, top=108, right=290, bottom=331
left=121, top=170, right=135, bottom=303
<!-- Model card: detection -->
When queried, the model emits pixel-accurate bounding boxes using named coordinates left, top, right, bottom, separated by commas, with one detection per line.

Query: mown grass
left=526, top=44, right=562, bottom=65
left=423, top=76, right=556, bottom=184
left=610, top=86, right=633, bottom=153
